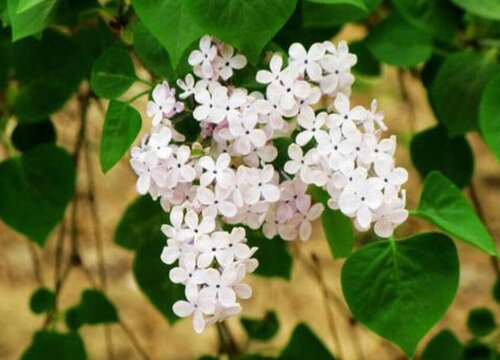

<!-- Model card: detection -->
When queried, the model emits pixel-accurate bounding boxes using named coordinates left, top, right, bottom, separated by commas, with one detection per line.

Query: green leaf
left=12, top=119, right=56, bottom=152
left=90, top=46, right=137, bottom=99
left=173, top=113, right=201, bottom=142
left=451, top=0, right=500, bottom=21
left=410, top=125, right=474, bottom=188
left=493, top=278, right=500, bottom=304
left=99, top=100, right=142, bottom=173
left=8, top=0, right=58, bottom=41
left=302, top=0, right=382, bottom=27
left=64, top=306, right=82, bottom=331
left=341, top=233, right=459, bottom=357
left=281, top=323, right=336, bottom=360
left=73, top=21, right=115, bottom=75
left=303, top=0, right=366, bottom=9
left=349, top=40, right=381, bottom=77
left=463, top=342, right=494, bottom=360
left=431, top=51, right=500, bottom=136
left=29, top=287, right=55, bottom=314
left=184, top=0, right=297, bottom=63
left=13, top=30, right=86, bottom=122
left=421, top=329, right=463, bottom=360
left=366, top=14, right=432, bottom=67
left=21, top=330, right=87, bottom=360
left=479, top=73, right=500, bottom=161
left=467, top=308, right=496, bottom=337
left=0, top=144, right=75, bottom=246
left=115, top=196, right=167, bottom=251
left=78, top=289, right=118, bottom=324
left=415, top=171, right=497, bottom=255
left=134, top=236, right=185, bottom=324
left=241, top=311, right=280, bottom=342
left=131, top=21, right=174, bottom=79
left=245, top=227, right=293, bottom=280
left=391, top=0, right=461, bottom=41
left=131, top=0, right=204, bottom=68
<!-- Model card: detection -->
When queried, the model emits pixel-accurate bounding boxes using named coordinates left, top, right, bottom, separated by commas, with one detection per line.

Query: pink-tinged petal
left=173, top=300, right=194, bottom=317
left=307, top=203, right=324, bottom=221
left=216, top=153, right=231, bottom=169
left=308, top=43, right=325, bottom=60
left=136, top=174, right=150, bottom=195
left=299, top=220, right=312, bottom=241
left=160, top=246, right=179, bottom=265
left=244, top=186, right=261, bottom=205
left=180, top=166, right=196, bottom=182
left=231, top=54, right=247, bottom=69
left=234, top=284, right=252, bottom=299
left=197, top=187, right=215, bottom=205
left=296, top=131, right=313, bottom=146
left=284, top=160, right=301, bottom=175
left=169, top=268, right=188, bottom=283
left=293, top=80, right=311, bottom=99
left=320, top=74, right=338, bottom=94
left=262, top=184, right=280, bottom=202
left=256, top=70, right=273, bottom=84
left=374, top=219, right=394, bottom=238
left=199, top=155, right=215, bottom=170
left=204, top=268, right=220, bottom=285
left=197, top=252, right=214, bottom=268
left=307, top=62, right=323, bottom=81
left=280, top=93, right=296, bottom=111
left=287, top=143, right=303, bottom=160
left=219, top=287, right=237, bottom=306
left=184, top=210, right=198, bottom=229
left=234, top=243, right=251, bottom=259
left=356, top=205, right=372, bottom=229
left=338, top=192, right=360, bottom=215
left=250, top=129, right=267, bottom=148
left=289, top=43, right=307, bottom=60
left=193, top=311, right=206, bottom=334
left=194, top=105, right=210, bottom=121
left=270, top=54, right=283, bottom=74
left=218, top=201, right=238, bottom=217
left=200, top=172, right=214, bottom=187
left=198, top=298, right=215, bottom=315
left=201, top=60, right=214, bottom=78
left=199, top=217, right=215, bottom=234
left=350, top=106, right=367, bottom=121
left=335, top=93, right=350, bottom=114
left=188, top=50, right=204, bottom=66
left=389, top=168, right=408, bottom=185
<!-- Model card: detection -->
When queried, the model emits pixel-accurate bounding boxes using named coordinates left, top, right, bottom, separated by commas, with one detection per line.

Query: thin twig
left=397, top=69, right=416, bottom=134
left=27, top=241, right=44, bottom=286
left=118, top=320, right=152, bottom=360
left=217, top=321, right=239, bottom=356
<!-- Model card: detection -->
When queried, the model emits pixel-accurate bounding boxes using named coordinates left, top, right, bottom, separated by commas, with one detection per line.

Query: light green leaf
left=410, top=125, right=474, bottom=188
left=241, top=311, right=280, bottom=342
left=115, top=196, right=167, bottom=251
left=21, top=330, right=87, bottom=360
left=184, top=0, right=297, bottom=63
left=479, top=73, right=500, bottom=161
left=99, top=100, right=142, bottom=173
left=366, top=14, right=432, bottom=67
left=341, top=233, right=459, bottom=357
left=451, top=0, right=500, bottom=21
left=431, top=51, right=500, bottom=136
left=281, top=323, right=336, bottom=360
left=131, top=0, right=204, bottom=68
left=421, top=329, right=463, bottom=360
left=16, top=0, right=53, bottom=13
left=90, top=46, right=136, bottom=99
left=78, top=289, right=118, bottom=324
left=0, top=144, right=75, bottom=246
left=467, top=308, right=496, bottom=337
left=415, top=171, right=497, bottom=255
left=8, top=0, right=58, bottom=40
left=303, top=0, right=366, bottom=9
left=29, top=287, right=55, bottom=315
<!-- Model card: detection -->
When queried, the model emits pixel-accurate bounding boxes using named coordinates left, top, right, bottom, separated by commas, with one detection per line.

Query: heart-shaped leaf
left=479, top=73, right=500, bottom=161
left=0, top=144, right=75, bottom=246
left=21, top=330, right=86, bottom=360
left=281, top=323, right=336, bottom=359
left=341, top=233, right=459, bottom=356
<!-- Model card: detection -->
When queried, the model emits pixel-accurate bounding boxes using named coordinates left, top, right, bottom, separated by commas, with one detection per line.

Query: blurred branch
left=26, top=240, right=44, bottom=287
left=217, top=321, right=239, bottom=356
left=397, top=69, right=416, bottom=134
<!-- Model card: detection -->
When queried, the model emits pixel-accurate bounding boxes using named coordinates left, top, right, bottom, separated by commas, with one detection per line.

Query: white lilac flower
left=188, top=35, right=218, bottom=79
left=195, top=231, right=232, bottom=268
left=288, top=42, right=325, bottom=81
left=214, top=44, right=247, bottom=80
left=173, top=284, right=215, bottom=334
left=147, top=81, right=184, bottom=126
left=199, top=153, right=235, bottom=189
left=296, top=107, right=328, bottom=146
left=177, top=74, right=196, bottom=99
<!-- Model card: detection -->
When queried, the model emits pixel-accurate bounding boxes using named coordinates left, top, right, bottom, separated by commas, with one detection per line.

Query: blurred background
left=0, top=21, right=499, bottom=359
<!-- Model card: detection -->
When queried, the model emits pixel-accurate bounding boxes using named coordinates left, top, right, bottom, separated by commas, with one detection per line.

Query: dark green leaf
left=134, top=236, right=184, bottom=324
left=131, top=0, right=204, bottom=68
left=349, top=40, right=380, bottom=77
left=78, top=289, right=118, bottom=324
left=90, top=46, right=137, bottom=99
left=29, top=287, right=55, bottom=314
left=415, top=171, right=497, bottom=255
left=302, top=0, right=382, bottom=27
left=341, top=233, right=459, bottom=356
left=273, top=137, right=293, bottom=172
left=174, top=113, right=201, bottom=142
left=451, top=0, right=500, bottom=21
left=421, top=329, right=463, bottom=360
left=241, top=311, right=280, bottom=341
left=73, top=21, right=115, bottom=75
left=0, top=144, right=75, bottom=246
left=8, top=0, right=58, bottom=40
left=64, top=306, right=82, bottom=331
left=493, top=278, right=500, bottom=304
left=12, top=119, right=56, bottom=152
left=467, top=308, right=496, bottom=337
left=463, top=341, right=494, bottom=360
left=131, top=21, right=175, bottom=79
left=391, top=0, right=461, bottom=41
left=366, top=14, right=432, bottom=67
left=303, top=0, right=366, bottom=9
left=245, top=227, right=293, bottom=280
left=281, top=323, right=335, bottom=360
left=479, top=73, right=500, bottom=161
left=410, top=125, right=474, bottom=188
left=21, top=330, right=87, bottom=360
left=13, top=30, right=86, bottom=122
left=99, top=100, right=142, bottom=173
left=115, top=196, right=167, bottom=250
left=184, top=0, right=297, bottom=63
left=431, top=51, right=500, bottom=136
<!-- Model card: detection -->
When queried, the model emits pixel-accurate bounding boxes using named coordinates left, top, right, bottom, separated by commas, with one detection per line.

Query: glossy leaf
left=467, top=308, right=496, bottom=337
left=115, top=196, right=167, bottom=251
left=366, top=14, right=432, bottom=67
left=349, top=40, right=380, bottom=77
left=281, top=323, right=336, bottom=360
left=78, top=289, right=118, bottom=324
left=479, top=73, right=500, bottom=161
left=0, top=144, right=75, bottom=246
left=184, top=0, right=297, bottom=63
left=13, top=30, right=86, bottom=122
left=8, top=0, right=57, bottom=40
left=90, top=46, right=136, bottom=99
left=12, top=119, right=56, bottom=152
left=431, top=51, right=500, bottom=136
left=241, top=311, right=280, bottom=341
left=451, top=0, right=500, bottom=21
left=29, top=287, right=55, bottom=314
left=131, top=0, right=204, bottom=68
left=21, top=330, right=87, bottom=360
left=99, top=100, right=142, bottom=173
left=415, top=171, right=497, bottom=255
left=245, top=228, right=293, bottom=280
left=341, top=233, right=459, bottom=356
left=421, top=329, right=463, bottom=360
left=410, top=125, right=474, bottom=188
